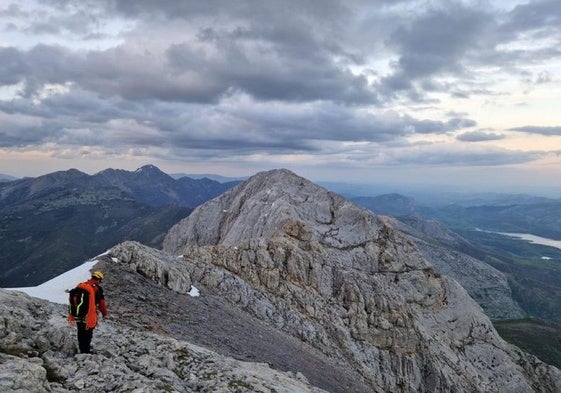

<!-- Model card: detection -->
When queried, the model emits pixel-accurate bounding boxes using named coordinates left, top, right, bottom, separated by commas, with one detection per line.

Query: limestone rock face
left=164, top=169, right=392, bottom=255
left=110, top=240, right=192, bottom=293
left=161, top=169, right=561, bottom=392
left=4, top=168, right=559, bottom=392
left=387, top=215, right=525, bottom=320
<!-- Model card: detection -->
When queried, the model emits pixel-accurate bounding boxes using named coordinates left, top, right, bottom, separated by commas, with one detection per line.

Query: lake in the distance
left=495, top=232, right=561, bottom=251
left=475, top=228, right=561, bottom=256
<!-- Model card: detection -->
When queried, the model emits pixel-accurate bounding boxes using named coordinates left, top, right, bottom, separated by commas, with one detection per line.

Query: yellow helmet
left=91, top=271, right=104, bottom=281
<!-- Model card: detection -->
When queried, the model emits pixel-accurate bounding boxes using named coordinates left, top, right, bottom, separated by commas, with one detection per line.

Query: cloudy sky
left=0, top=0, right=560, bottom=193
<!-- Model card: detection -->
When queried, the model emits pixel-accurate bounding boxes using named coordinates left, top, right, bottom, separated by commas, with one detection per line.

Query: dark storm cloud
left=0, top=33, right=475, bottom=150
left=0, top=47, right=29, bottom=85
left=0, top=113, right=63, bottom=148
left=0, top=85, right=475, bottom=154
left=1, top=36, right=375, bottom=106
left=2, top=1, right=105, bottom=39
left=0, top=3, right=28, bottom=18
left=1, top=0, right=380, bottom=104
left=0, top=45, right=85, bottom=98
left=9, top=0, right=557, bottom=107
left=379, top=5, right=493, bottom=94
left=502, top=0, right=561, bottom=34
left=456, top=131, right=505, bottom=142
left=391, top=8, right=489, bottom=78
left=165, top=36, right=375, bottom=104
left=6, top=0, right=559, bottom=106
left=410, top=117, right=476, bottom=134
left=509, top=126, right=561, bottom=136
left=378, top=0, right=561, bottom=101
left=1, top=0, right=559, bottom=173
left=25, top=11, right=100, bottom=37
left=195, top=106, right=453, bottom=145
left=0, top=44, right=224, bottom=103
left=103, top=0, right=351, bottom=25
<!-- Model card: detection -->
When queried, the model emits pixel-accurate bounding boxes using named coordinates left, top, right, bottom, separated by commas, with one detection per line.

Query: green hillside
left=453, top=228, right=561, bottom=324
left=0, top=198, right=190, bottom=287
left=494, top=319, right=561, bottom=369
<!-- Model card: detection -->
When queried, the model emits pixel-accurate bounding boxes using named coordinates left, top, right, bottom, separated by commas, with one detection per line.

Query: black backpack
left=68, top=286, right=90, bottom=319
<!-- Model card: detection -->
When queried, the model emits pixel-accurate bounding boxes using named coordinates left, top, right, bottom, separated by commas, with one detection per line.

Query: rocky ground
left=0, top=288, right=329, bottom=393
left=160, top=169, right=561, bottom=392
left=98, top=257, right=370, bottom=393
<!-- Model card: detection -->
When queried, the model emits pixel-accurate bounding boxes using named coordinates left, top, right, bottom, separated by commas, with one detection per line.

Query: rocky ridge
left=0, top=288, right=326, bottom=393
left=161, top=169, right=561, bottom=392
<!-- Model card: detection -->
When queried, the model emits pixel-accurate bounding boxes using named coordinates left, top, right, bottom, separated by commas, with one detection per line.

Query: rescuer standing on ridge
left=68, top=270, right=108, bottom=354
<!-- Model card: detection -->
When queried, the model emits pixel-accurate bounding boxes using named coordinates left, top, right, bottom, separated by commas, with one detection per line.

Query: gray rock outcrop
left=0, top=288, right=327, bottom=393
left=387, top=215, right=526, bottom=320
left=161, top=169, right=561, bottom=392
left=97, top=245, right=370, bottom=393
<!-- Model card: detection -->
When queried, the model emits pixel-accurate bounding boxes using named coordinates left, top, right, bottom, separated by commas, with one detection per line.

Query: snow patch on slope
left=6, top=260, right=99, bottom=304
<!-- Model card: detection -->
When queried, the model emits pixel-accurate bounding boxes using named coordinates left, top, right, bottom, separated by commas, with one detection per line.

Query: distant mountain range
left=0, top=173, right=18, bottom=182
left=352, top=193, right=418, bottom=217
left=170, top=172, right=247, bottom=183
left=352, top=193, right=561, bottom=239
left=0, top=165, right=240, bottom=286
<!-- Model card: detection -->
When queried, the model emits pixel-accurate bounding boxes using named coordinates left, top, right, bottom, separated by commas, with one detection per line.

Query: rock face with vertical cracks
left=160, top=169, right=561, bottom=392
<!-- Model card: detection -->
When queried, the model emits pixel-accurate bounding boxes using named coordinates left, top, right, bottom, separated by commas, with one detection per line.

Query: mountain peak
left=160, top=170, right=561, bottom=392
left=136, top=164, right=162, bottom=173
left=13, top=168, right=90, bottom=197
left=43, top=168, right=88, bottom=180
left=164, top=168, right=384, bottom=251
left=134, top=164, right=170, bottom=178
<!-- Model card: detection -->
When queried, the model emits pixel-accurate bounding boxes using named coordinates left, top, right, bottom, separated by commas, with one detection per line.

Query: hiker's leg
left=86, top=328, right=94, bottom=352
left=77, top=322, right=93, bottom=353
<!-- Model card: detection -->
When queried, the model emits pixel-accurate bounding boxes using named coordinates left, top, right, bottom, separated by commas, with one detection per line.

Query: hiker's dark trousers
left=76, top=321, right=94, bottom=353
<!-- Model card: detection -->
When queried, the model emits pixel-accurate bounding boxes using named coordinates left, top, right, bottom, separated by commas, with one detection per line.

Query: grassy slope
left=0, top=201, right=190, bottom=287
left=452, top=228, right=561, bottom=324
left=494, top=319, right=561, bottom=369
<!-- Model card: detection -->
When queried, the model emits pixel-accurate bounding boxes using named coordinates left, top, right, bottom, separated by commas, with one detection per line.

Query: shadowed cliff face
left=159, top=169, right=561, bottom=392
left=95, top=252, right=369, bottom=393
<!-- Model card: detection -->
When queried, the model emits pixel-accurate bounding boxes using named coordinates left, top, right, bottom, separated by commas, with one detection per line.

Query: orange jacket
left=86, top=278, right=108, bottom=318
left=68, top=278, right=107, bottom=329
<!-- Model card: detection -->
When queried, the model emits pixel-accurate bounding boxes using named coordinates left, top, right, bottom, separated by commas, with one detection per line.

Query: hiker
left=68, top=270, right=108, bottom=354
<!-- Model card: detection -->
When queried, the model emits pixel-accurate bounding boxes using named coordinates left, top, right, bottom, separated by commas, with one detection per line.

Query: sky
left=0, top=0, right=560, bottom=194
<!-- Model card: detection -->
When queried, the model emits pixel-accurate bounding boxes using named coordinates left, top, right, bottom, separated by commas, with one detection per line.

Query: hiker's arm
left=99, top=298, right=108, bottom=318
left=96, top=286, right=108, bottom=318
